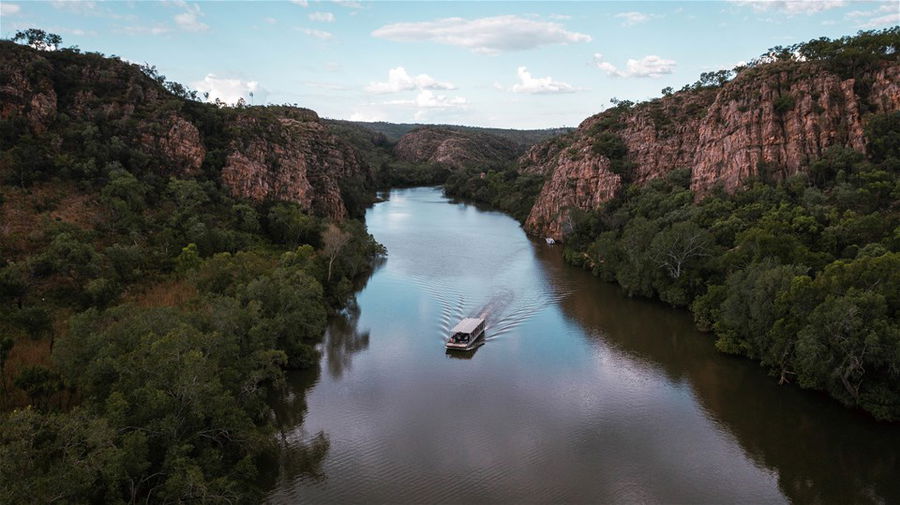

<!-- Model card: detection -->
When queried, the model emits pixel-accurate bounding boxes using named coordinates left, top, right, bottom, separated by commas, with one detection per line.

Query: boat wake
left=425, top=282, right=570, bottom=344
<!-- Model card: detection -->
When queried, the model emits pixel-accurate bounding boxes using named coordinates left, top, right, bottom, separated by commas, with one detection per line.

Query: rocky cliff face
left=0, top=46, right=58, bottom=133
left=0, top=41, right=370, bottom=219
left=221, top=111, right=369, bottom=219
left=525, top=62, right=900, bottom=240
left=393, top=126, right=521, bottom=170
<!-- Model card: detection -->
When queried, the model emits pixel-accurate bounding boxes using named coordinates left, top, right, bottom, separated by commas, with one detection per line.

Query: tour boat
left=446, top=317, right=486, bottom=351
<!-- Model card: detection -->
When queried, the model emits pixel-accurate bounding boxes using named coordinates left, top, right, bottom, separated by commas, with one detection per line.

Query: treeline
left=562, top=111, right=900, bottom=420
left=326, top=120, right=451, bottom=188
left=667, top=27, right=900, bottom=96
left=0, top=172, right=383, bottom=503
left=0, top=33, right=384, bottom=503
left=331, top=118, right=573, bottom=146
left=443, top=164, right=545, bottom=223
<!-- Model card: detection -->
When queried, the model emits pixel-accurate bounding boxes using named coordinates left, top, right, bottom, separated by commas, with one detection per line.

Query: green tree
left=176, top=243, right=202, bottom=274
left=14, top=366, right=62, bottom=411
left=0, top=262, right=28, bottom=308
left=12, top=29, right=62, bottom=51
left=616, top=217, right=659, bottom=298
left=266, top=203, right=320, bottom=248
left=795, top=290, right=899, bottom=419
left=712, top=261, right=806, bottom=358
left=0, top=408, right=127, bottom=505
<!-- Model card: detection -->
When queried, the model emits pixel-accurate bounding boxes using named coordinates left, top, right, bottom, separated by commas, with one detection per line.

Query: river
left=266, top=186, right=899, bottom=504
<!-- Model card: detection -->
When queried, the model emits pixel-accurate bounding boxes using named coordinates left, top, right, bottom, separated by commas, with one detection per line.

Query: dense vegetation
left=0, top=32, right=383, bottom=503
left=329, top=121, right=528, bottom=189
left=444, top=163, right=545, bottom=223
left=562, top=111, right=900, bottom=420
left=327, top=120, right=451, bottom=188
left=442, top=29, right=900, bottom=421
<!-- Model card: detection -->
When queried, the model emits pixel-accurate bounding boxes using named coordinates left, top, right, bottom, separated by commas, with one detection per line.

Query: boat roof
left=451, top=317, right=484, bottom=334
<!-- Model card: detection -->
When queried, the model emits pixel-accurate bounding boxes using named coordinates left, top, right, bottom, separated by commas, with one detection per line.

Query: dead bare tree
left=650, top=222, right=713, bottom=279
left=322, top=224, right=351, bottom=282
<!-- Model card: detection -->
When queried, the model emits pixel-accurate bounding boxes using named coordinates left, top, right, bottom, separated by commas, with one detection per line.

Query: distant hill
left=393, top=126, right=521, bottom=171
left=327, top=119, right=573, bottom=147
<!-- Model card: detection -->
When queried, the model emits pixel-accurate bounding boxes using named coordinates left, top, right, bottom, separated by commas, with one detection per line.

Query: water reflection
left=534, top=244, right=900, bottom=505
left=323, top=300, right=370, bottom=379
left=444, top=338, right=485, bottom=359
left=267, top=187, right=900, bottom=504
left=261, top=365, right=330, bottom=493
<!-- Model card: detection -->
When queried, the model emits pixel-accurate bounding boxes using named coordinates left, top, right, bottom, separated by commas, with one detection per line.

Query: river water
left=266, top=186, right=899, bottom=504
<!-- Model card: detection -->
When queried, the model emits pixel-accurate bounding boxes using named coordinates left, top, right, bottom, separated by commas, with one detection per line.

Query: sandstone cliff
left=393, top=126, right=521, bottom=170
left=221, top=109, right=369, bottom=219
left=0, top=41, right=370, bottom=219
left=525, top=61, right=900, bottom=240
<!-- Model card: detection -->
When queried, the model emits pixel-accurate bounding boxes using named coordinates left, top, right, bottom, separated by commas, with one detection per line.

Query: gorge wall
left=0, top=41, right=370, bottom=220
left=524, top=61, right=900, bottom=240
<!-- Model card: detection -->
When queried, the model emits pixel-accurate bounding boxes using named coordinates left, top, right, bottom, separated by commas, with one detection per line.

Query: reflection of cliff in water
left=532, top=244, right=900, bottom=505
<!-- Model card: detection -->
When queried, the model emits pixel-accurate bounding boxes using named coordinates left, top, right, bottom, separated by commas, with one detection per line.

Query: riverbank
left=266, top=187, right=900, bottom=504
left=442, top=108, right=900, bottom=422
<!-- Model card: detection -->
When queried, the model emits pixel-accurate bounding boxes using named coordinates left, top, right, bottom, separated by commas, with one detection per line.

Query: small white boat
left=446, top=317, right=486, bottom=351
left=545, top=237, right=556, bottom=245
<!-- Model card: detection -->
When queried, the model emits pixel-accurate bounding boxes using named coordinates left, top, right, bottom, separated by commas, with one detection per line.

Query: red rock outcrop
left=221, top=112, right=370, bottom=219
left=525, top=62, right=900, bottom=240
left=0, top=41, right=371, bottom=219
left=0, top=51, right=57, bottom=132
left=393, top=127, right=521, bottom=170
left=140, top=115, right=206, bottom=175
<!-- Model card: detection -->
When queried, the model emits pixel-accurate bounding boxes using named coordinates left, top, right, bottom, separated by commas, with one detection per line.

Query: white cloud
left=324, top=62, right=341, bottom=72
left=593, top=54, right=676, bottom=78
left=846, top=4, right=900, bottom=28
left=332, top=0, right=363, bottom=9
left=170, top=2, right=208, bottom=32
left=58, top=27, right=96, bottom=36
left=860, top=12, right=900, bottom=27
left=385, top=89, right=466, bottom=109
left=45, top=0, right=133, bottom=20
left=309, top=11, right=335, bottom=23
left=50, top=0, right=96, bottom=12
left=193, top=74, right=267, bottom=105
left=615, top=11, right=651, bottom=27
left=117, top=25, right=171, bottom=36
left=298, top=28, right=333, bottom=39
left=350, top=111, right=385, bottom=122
left=174, top=11, right=208, bottom=32
left=264, top=17, right=277, bottom=24
left=290, top=0, right=308, bottom=7
left=728, top=0, right=846, bottom=15
left=549, top=14, right=572, bottom=20
left=365, top=67, right=456, bottom=94
left=386, top=90, right=467, bottom=121
left=1, top=3, right=21, bottom=15
left=510, top=66, right=578, bottom=94
left=372, top=15, right=591, bottom=54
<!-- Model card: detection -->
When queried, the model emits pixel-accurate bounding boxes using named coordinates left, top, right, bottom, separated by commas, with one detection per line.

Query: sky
left=0, top=1, right=897, bottom=128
